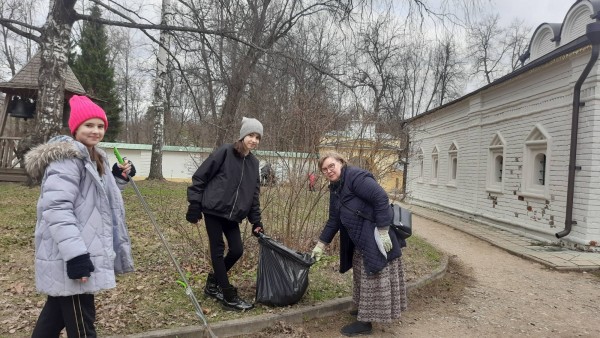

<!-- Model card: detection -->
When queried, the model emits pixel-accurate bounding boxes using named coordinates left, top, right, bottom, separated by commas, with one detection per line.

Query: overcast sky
left=493, top=0, right=576, bottom=31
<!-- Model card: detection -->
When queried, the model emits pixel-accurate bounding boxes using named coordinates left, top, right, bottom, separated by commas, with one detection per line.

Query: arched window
left=487, top=133, right=505, bottom=193
left=521, top=125, right=550, bottom=198
left=431, top=146, right=439, bottom=183
left=416, top=148, right=424, bottom=183
left=448, top=142, right=458, bottom=186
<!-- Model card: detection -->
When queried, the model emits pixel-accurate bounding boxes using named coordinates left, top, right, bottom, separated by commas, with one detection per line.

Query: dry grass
left=0, top=181, right=441, bottom=336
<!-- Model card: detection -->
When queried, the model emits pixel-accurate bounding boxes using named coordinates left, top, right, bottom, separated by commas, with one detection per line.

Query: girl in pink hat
left=25, top=95, right=136, bottom=337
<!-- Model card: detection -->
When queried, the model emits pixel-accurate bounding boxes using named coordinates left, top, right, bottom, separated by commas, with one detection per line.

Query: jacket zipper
left=229, top=156, right=245, bottom=219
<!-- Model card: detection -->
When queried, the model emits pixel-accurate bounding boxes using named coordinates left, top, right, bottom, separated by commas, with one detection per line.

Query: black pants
left=31, top=294, right=96, bottom=338
left=204, top=213, right=244, bottom=288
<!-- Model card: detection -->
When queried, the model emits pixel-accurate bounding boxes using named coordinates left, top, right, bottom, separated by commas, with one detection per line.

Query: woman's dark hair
left=89, top=147, right=105, bottom=176
left=233, top=140, right=245, bottom=157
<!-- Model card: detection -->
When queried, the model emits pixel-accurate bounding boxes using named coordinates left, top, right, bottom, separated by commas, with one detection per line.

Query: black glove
left=186, top=203, right=202, bottom=223
left=128, top=161, right=136, bottom=177
left=112, top=160, right=136, bottom=179
left=252, top=222, right=264, bottom=237
left=66, top=253, right=95, bottom=280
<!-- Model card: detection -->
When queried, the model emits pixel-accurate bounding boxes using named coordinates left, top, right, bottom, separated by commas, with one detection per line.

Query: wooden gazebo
left=0, top=52, right=86, bottom=182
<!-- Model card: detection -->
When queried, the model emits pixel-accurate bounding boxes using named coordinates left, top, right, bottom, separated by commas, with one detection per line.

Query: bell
left=9, top=96, right=35, bottom=120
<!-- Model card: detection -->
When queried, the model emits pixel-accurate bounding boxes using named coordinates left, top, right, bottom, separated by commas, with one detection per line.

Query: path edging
left=109, top=255, right=449, bottom=338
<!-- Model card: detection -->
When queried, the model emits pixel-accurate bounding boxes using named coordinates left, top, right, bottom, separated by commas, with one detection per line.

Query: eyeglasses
left=321, top=162, right=336, bottom=174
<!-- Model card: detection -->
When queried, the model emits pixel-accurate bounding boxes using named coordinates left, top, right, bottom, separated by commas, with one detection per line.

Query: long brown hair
left=89, top=147, right=105, bottom=176
left=233, top=140, right=245, bottom=157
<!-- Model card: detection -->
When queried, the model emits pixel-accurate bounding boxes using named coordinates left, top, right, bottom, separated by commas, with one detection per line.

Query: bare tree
left=467, top=13, right=530, bottom=85
left=427, top=35, right=464, bottom=110
left=147, top=0, right=170, bottom=180
left=6, top=0, right=78, bottom=159
left=506, top=18, right=531, bottom=71
left=0, top=0, right=485, bottom=159
left=172, top=0, right=360, bottom=146
left=0, top=0, right=37, bottom=78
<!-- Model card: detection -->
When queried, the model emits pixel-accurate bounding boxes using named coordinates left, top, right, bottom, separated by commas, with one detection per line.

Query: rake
left=114, top=147, right=216, bottom=338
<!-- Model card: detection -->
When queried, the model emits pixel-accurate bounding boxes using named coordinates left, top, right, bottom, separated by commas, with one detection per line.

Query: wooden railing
left=0, top=136, right=28, bottom=182
left=0, top=136, right=22, bottom=169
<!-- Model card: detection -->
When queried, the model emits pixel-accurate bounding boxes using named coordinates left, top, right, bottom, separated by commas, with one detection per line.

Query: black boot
left=340, top=321, right=372, bottom=336
left=203, top=273, right=223, bottom=301
left=221, top=286, right=253, bottom=311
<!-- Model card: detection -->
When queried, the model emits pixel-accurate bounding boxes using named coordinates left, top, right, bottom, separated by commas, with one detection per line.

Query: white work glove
left=311, top=242, right=325, bottom=262
left=378, top=229, right=393, bottom=252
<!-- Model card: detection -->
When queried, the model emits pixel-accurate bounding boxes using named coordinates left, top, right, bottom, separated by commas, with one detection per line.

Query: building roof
left=0, top=51, right=86, bottom=96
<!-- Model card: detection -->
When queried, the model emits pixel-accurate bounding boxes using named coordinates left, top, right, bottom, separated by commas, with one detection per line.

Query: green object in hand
left=114, top=147, right=125, bottom=165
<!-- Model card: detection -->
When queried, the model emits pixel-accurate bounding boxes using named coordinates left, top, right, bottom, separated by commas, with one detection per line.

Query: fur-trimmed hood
left=24, top=136, right=88, bottom=182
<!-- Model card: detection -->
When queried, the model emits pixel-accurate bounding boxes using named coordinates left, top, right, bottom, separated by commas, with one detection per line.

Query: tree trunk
left=215, top=50, right=262, bottom=145
left=16, top=0, right=76, bottom=162
left=147, top=0, right=170, bottom=180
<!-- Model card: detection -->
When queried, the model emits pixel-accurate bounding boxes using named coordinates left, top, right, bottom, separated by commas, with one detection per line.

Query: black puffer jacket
left=187, top=144, right=261, bottom=224
left=318, top=165, right=401, bottom=275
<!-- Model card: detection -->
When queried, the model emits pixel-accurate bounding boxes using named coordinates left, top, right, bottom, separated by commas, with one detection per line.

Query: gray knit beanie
left=239, top=117, right=263, bottom=140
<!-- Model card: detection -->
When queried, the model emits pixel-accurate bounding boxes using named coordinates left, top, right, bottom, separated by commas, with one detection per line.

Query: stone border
left=109, top=255, right=449, bottom=338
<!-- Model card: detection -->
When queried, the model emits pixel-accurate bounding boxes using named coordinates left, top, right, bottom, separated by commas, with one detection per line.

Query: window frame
left=447, top=142, right=458, bottom=187
left=416, top=148, right=424, bottom=183
left=520, top=125, right=551, bottom=199
left=486, top=133, right=505, bottom=193
left=430, top=146, right=439, bottom=185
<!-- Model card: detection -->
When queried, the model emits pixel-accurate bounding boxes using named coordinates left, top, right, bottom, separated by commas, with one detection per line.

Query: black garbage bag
left=256, top=234, right=315, bottom=306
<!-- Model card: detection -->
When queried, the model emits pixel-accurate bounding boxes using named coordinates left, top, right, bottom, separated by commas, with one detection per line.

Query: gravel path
left=254, top=215, right=600, bottom=337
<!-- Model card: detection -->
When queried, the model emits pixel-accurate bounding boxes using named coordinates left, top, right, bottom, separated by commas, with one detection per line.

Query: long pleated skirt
left=352, top=251, right=408, bottom=323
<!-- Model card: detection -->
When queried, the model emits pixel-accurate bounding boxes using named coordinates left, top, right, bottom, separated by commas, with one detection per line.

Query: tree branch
left=74, top=13, right=243, bottom=42
left=0, top=17, right=41, bottom=43
left=87, top=0, right=225, bottom=131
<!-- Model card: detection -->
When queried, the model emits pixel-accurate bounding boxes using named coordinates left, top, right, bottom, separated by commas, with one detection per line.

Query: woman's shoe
left=340, top=321, right=372, bottom=336
left=203, top=273, right=223, bottom=301
left=221, top=286, right=254, bottom=311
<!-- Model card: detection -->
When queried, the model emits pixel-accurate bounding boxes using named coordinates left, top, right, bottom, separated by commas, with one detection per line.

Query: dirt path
left=250, top=215, right=600, bottom=337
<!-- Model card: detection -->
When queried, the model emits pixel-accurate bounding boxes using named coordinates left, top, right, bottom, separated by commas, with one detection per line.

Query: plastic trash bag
left=256, top=234, right=315, bottom=306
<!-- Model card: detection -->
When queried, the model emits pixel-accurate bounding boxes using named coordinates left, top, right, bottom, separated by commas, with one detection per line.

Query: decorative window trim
left=416, top=148, right=424, bottom=183
left=447, top=142, right=458, bottom=187
left=486, top=133, right=505, bottom=193
left=430, top=146, right=439, bottom=185
left=519, top=124, right=550, bottom=199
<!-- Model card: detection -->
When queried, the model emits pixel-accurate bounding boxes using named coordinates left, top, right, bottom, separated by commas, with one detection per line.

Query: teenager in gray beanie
left=186, top=116, right=265, bottom=311
left=239, top=117, right=263, bottom=140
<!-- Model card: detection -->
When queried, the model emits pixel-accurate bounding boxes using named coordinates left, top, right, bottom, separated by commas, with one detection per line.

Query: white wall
left=98, top=143, right=318, bottom=184
left=407, top=47, right=600, bottom=249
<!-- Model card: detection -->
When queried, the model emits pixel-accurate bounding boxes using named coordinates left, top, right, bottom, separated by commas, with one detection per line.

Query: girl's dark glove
left=186, top=203, right=202, bottom=223
left=252, top=222, right=264, bottom=237
left=66, top=253, right=95, bottom=280
left=112, top=160, right=136, bottom=180
left=127, top=161, right=136, bottom=177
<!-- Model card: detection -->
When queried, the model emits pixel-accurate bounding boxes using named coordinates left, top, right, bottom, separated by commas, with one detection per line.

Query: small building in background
left=318, top=120, right=404, bottom=193
left=0, top=52, right=86, bottom=182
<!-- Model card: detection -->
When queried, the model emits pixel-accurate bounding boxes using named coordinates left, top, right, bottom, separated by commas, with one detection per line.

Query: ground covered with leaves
left=0, top=181, right=442, bottom=337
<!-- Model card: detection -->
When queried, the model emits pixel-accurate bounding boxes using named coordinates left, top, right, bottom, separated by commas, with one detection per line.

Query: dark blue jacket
left=187, top=144, right=261, bottom=224
left=318, top=165, right=402, bottom=275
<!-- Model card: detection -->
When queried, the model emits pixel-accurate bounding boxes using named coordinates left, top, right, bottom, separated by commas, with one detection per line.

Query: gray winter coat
left=25, top=136, right=134, bottom=297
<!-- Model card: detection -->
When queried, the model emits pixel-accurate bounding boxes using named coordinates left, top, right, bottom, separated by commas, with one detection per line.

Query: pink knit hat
left=68, top=95, right=108, bottom=134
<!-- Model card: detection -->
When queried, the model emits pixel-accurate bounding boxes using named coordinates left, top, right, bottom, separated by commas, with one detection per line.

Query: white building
left=406, top=1, right=600, bottom=251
